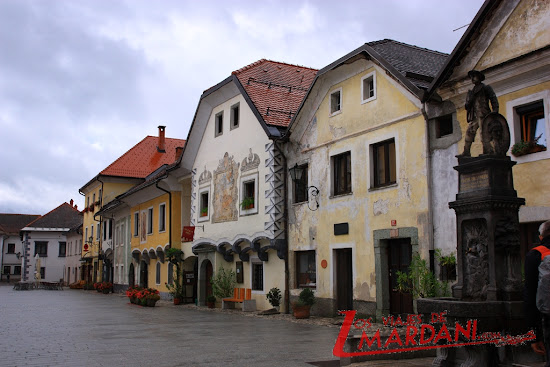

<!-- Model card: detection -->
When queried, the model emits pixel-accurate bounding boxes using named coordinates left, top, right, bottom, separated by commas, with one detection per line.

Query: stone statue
left=459, top=70, right=500, bottom=157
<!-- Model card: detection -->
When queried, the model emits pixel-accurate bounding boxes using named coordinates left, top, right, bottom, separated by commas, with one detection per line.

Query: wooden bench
left=222, top=288, right=256, bottom=311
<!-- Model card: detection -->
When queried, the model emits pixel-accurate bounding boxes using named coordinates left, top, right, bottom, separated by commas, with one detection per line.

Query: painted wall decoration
left=212, top=153, right=239, bottom=223
left=140, top=211, right=147, bottom=243
left=241, top=148, right=260, bottom=172
left=199, top=166, right=212, bottom=185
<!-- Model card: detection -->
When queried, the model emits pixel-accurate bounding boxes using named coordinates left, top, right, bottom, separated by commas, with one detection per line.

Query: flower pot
left=147, top=299, right=157, bottom=307
left=292, top=304, right=311, bottom=319
left=102, top=288, right=110, bottom=294
left=140, top=298, right=147, bottom=306
left=173, top=298, right=181, bottom=305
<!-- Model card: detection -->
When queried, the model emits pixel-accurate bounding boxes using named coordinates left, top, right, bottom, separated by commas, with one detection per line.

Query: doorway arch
left=199, top=259, right=213, bottom=305
left=139, top=260, right=148, bottom=288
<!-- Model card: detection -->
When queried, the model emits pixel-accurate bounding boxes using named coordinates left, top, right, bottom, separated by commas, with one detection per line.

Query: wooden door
left=205, top=261, right=213, bottom=297
left=335, top=249, right=353, bottom=310
left=388, top=238, right=413, bottom=315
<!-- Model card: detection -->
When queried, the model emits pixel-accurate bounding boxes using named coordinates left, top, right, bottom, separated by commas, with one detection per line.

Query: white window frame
left=198, top=186, right=210, bottom=223
left=215, top=111, right=224, bottom=137
left=147, top=207, right=154, bottom=235
left=158, top=203, right=166, bottom=233
left=240, top=172, right=259, bottom=216
left=329, top=87, right=343, bottom=117
left=230, top=102, right=240, bottom=130
left=250, top=256, right=265, bottom=294
left=507, top=90, right=550, bottom=164
left=361, top=71, right=376, bottom=104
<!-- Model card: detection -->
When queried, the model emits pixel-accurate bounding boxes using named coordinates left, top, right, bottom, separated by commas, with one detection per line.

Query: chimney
left=75, top=205, right=78, bottom=210
left=175, top=146, right=184, bottom=162
left=158, top=125, right=166, bottom=152
left=70, top=199, right=74, bottom=206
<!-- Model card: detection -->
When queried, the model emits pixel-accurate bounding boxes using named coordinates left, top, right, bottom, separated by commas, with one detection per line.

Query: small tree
left=210, top=266, right=236, bottom=299
left=396, top=253, right=450, bottom=299
left=165, top=247, right=185, bottom=299
left=266, top=287, right=282, bottom=307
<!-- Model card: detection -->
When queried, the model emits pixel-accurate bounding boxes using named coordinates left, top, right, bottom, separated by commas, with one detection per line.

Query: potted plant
left=435, top=249, right=457, bottom=282
left=200, top=208, right=208, bottom=217
left=206, top=295, right=216, bottom=308
left=266, top=287, right=282, bottom=310
left=511, top=135, right=546, bottom=157
left=292, top=288, right=315, bottom=319
left=100, top=282, right=113, bottom=294
left=210, top=266, right=236, bottom=301
left=240, top=197, right=254, bottom=210
left=146, top=293, right=161, bottom=307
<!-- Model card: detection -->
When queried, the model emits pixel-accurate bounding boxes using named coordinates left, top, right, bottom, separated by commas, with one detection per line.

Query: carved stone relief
left=241, top=148, right=260, bottom=172
left=212, top=153, right=239, bottom=223
left=495, top=216, right=522, bottom=294
left=462, top=219, right=489, bottom=301
left=198, top=166, right=212, bottom=185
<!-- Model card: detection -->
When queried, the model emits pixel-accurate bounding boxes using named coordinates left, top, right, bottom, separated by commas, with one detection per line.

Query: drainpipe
left=273, top=139, right=290, bottom=314
left=94, top=178, right=105, bottom=281
left=78, top=189, right=87, bottom=283
left=156, top=176, right=172, bottom=251
left=420, top=104, right=435, bottom=272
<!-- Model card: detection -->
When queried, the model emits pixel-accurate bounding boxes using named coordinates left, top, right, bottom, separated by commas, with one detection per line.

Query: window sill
left=329, top=110, right=342, bottom=118
left=251, top=289, right=264, bottom=295
left=361, top=96, right=376, bottom=104
left=58, top=255, right=66, bottom=258
left=330, top=192, right=353, bottom=199
left=292, top=201, right=307, bottom=207
left=369, top=183, right=398, bottom=192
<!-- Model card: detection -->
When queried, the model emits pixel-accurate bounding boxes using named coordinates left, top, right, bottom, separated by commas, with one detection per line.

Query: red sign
left=391, top=220, right=397, bottom=226
left=182, top=226, right=195, bottom=242
left=84, top=243, right=89, bottom=251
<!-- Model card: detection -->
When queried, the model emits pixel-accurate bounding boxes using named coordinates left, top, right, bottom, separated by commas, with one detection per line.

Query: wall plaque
left=460, top=170, right=489, bottom=192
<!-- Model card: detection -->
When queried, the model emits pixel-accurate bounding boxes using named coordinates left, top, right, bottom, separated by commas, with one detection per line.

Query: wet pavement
left=0, top=283, right=341, bottom=367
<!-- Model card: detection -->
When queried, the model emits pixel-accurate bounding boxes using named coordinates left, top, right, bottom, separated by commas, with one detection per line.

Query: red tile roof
left=101, top=136, right=186, bottom=178
left=233, top=59, right=317, bottom=127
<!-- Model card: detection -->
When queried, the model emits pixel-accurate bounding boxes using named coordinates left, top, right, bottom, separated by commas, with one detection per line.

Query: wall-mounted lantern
left=289, top=163, right=320, bottom=211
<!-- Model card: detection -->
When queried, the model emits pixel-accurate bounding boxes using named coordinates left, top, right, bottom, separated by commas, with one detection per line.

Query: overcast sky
left=0, top=0, right=485, bottom=215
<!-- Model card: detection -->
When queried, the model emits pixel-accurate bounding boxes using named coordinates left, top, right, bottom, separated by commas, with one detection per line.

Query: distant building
left=0, top=213, right=40, bottom=282
left=20, top=202, right=82, bottom=282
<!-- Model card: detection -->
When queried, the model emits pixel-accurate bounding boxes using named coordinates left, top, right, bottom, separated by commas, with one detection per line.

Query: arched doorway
left=139, top=260, right=148, bottom=288
left=129, top=263, right=135, bottom=288
left=200, top=259, right=213, bottom=305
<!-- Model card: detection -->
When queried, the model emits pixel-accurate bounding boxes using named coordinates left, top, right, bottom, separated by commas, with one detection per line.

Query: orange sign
left=182, top=226, right=195, bottom=242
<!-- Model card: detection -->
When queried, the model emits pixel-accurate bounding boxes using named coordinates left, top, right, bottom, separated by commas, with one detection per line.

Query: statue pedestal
left=418, top=156, right=540, bottom=366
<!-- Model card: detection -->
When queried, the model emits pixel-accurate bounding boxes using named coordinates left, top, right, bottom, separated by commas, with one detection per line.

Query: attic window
left=330, top=88, right=342, bottom=116
left=230, top=103, right=240, bottom=130
left=215, top=111, right=223, bottom=137
left=361, top=72, right=376, bottom=103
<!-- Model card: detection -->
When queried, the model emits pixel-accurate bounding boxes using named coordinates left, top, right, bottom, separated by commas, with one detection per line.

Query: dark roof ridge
left=367, top=39, right=448, bottom=56
left=25, top=202, right=81, bottom=228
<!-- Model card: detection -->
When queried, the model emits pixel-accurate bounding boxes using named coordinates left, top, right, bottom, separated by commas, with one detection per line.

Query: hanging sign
left=182, top=226, right=196, bottom=242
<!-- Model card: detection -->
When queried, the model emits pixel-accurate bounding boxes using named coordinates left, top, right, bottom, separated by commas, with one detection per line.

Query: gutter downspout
left=78, top=188, right=88, bottom=283
left=156, top=176, right=172, bottom=250
left=421, top=104, right=435, bottom=272
left=94, top=178, right=105, bottom=281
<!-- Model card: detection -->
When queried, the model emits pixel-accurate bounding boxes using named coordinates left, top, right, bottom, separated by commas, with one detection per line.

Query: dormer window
left=330, top=88, right=342, bottom=116
left=215, top=111, right=223, bottom=137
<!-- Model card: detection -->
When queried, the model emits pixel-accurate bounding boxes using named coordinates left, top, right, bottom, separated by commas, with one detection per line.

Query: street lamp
left=289, top=163, right=320, bottom=211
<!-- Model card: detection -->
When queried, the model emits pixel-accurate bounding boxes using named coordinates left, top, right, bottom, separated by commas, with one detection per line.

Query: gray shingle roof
left=0, top=214, right=40, bottom=234
left=367, top=39, right=448, bottom=89
left=25, top=203, right=82, bottom=230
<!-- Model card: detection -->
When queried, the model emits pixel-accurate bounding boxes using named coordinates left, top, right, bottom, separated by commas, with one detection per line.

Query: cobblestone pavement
left=0, top=284, right=342, bottom=367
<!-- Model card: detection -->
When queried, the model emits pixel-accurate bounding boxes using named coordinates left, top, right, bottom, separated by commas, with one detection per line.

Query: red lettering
left=354, top=319, right=366, bottom=330
left=405, top=325, right=418, bottom=345
left=384, top=328, right=403, bottom=348
left=454, top=320, right=473, bottom=342
left=393, top=316, right=404, bottom=326
left=420, top=324, right=435, bottom=344
left=382, top=316, right=392, bottom=326
left=358, top=330, right=381, bottom=350
left=433, top=324, right=452, bottom=344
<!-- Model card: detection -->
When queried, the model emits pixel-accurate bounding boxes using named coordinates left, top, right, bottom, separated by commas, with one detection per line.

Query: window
left=159, top=203, right=166, bottom=232
left=147, top=207, right=153, bottom=234
left=215, top=111, right=223, bottom=137
left=293, top=164, right=309, bottom=203
left=198, top=190, right=209, bottom=222
left=230, top=103, right=240, bottom=130
left=35, top=241, right=48, bottom=257
left=14, top=266, right=21, bottom=275
left=372, top=139, right=396, bottom=188
left=6, top=243, right=15, bottom=254
left=252, top=262, right=264, bottom=291
left=240, top=174, right=259, bottom=215
left=296, top=251, right=316, bottom=288
left=156, top=262, right=161, bottom=285
left=103, top=220, right=113, bottom=240
left=167, top=262, right=174, bottom=285
left=40, top=267, right=45, bottom=280
left=87, top=196, right=90, bottom=208
left=96, top=223, right=100, bottom=240
left=58, top=242, right=66, bottom=257
left=120, top=223, right=125, bottom=246
left=120, top=265, right=124, bottom=283
left=3, top=266, right=10, bottom=275
left=332, top=151, right=352, bottom=196
left=361, top=72, right=376, bottom=103
left=134, top=212, right=139, bottom=237
left=92, top=193, right=95, bottom=205
left=517, top=101, right=547, bottom=150
left=330, top=88, right=342, bottom=116
left=85, top=227, right=88, bottom=242
left=436, top=115, right=453, bottom=138
left=91, top=225, right=94, bottom=241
